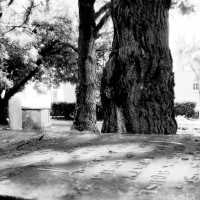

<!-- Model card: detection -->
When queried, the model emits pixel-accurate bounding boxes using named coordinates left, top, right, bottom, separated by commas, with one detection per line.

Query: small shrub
left=174, top=102, right=197, bottom=118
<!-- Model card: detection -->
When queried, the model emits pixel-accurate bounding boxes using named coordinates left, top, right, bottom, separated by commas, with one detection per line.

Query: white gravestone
left=9, top=97, right=22, bottom=130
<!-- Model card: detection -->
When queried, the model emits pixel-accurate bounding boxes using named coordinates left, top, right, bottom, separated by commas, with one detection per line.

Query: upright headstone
left=8, top=97, right=22, bottom=130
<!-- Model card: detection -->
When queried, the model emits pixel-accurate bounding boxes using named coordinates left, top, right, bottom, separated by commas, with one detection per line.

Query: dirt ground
left=0, top=117, right=200, bottom=200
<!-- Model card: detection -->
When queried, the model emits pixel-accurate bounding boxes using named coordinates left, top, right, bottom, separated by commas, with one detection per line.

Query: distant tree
left=171, top=0, right=195, bottom=15
left=177, top=41, right=200, bottom=99
left=171, top=0, right=200, bottom=99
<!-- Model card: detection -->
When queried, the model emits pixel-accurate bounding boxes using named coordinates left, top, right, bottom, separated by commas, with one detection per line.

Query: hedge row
left=51, top=101, right=199, bottom=120
left=51, top=102, right=103, bottom=120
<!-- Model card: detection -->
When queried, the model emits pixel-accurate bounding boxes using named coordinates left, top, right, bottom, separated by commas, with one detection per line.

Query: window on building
left=193, top=82, right=199, bottom=91
left=53, top=88, right=58, bottom=102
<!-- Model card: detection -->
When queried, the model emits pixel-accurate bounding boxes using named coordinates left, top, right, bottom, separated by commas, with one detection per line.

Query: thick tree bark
left=72, top=0, right=99, bottom=132
left=101, top=0, right=177, bottom=135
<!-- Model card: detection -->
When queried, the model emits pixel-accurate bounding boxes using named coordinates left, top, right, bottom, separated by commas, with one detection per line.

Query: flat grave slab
left=0, top=133, right=200, bottom=200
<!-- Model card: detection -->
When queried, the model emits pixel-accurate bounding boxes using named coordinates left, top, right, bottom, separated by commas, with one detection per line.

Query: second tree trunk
left=72, top=0, right=99, bottom=132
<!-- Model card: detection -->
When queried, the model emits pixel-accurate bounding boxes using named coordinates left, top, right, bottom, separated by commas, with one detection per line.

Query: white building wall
left=15, top=83, right=52, bottom=108
left=14, top=81, right=76, bottom=109
left=16, top=71, right=200, bottom=111
left=63, top=83, right=76, bottom=103
left=52, top=84, right=65, bottom=102
left=51, top=83, right=76, bottom=103
left=174, top=69, right=200, bottom=103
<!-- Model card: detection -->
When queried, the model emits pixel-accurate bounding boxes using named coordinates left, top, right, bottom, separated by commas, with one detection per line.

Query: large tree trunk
left=72, top=0, right=99, bottom=132
left=101, top=0, right=177, bottom=134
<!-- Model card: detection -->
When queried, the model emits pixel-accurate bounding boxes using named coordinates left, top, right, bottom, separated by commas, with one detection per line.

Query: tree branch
left=94, top=9, right=111, bottom=38
left=5, top=0, right=35, bottom=33
left=7, top=0, right=15, bottom=6
left=95, top=2, right=111, bottom=20
left=165, top=0, right=171, bottom=9
left=64, top=42, right=78, bottom=53
left=6, top=65, right=40, bottom=100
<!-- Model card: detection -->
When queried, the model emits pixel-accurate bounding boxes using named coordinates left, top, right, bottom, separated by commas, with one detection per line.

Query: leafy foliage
left=0, top=38, right=32, bottom=94
left=31, top=15, right=78, bottom=87
left=171, top=0, right=195, bottom=15
left=0, top=3, right=78, bottom=98
left=0, top=70, right=12, bottom=91
left=0, top=41, right=13, bottom=90
left=5, top=43, right=34, bottom=86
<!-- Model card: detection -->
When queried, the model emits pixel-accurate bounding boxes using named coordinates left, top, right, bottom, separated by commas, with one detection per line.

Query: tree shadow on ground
left=1, top=131, right=200, bottom=200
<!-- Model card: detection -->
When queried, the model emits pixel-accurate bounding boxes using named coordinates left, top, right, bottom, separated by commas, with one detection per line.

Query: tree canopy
left=0, top=0, right=78, bottom=96
left=0, top=0, right=79, bottom=123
